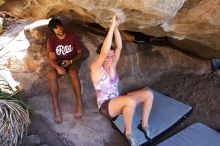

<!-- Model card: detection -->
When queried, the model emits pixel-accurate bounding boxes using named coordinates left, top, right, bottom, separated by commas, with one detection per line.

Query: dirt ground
left=151, top=71, right=220, bottom=132
left=148, top=70, right=220, bottom=145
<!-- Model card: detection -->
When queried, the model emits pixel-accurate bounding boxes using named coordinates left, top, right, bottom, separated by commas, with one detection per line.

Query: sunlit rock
left=2, top=0, right=220, bottom=58
left=0, top=17, right=3, bottom=33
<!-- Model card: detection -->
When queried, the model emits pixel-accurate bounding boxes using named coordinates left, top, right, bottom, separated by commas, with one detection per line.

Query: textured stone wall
left=0, top=0, right=220, bottom=58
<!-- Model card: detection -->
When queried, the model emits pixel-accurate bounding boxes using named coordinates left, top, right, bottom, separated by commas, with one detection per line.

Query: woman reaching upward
left=90, top=15, right=153, bottom=146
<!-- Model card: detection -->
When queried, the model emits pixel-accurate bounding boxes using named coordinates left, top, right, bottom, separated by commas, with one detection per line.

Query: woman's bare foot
left=54, top=112, right=62, bottom=124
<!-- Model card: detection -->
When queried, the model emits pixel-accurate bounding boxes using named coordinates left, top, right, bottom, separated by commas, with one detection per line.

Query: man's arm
left=71, top=33, right=83, bottom=63
left=72, top=47, right=82, bottom=62
left=48, top=52, right=59, bottom=69
left=49, top=52, right=65, bottom=75
left=62, top=35, right=83, bottom=66
left=47, top=38, right=61, bottom=70
left=63, top=48, right=82, bottom=67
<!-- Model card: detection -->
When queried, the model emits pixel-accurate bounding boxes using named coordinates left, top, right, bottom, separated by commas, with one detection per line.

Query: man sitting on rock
left=47, top=18, right=83, bottom=123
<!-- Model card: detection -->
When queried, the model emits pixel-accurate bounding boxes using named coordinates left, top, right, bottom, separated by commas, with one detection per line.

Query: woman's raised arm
left=90, top=15, right=119, bottom=72
left=112, top=27, right=122, bottom=68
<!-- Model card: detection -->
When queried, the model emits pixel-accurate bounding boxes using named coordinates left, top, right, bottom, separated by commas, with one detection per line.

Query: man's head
left=48, top=18, right=64, bottom=35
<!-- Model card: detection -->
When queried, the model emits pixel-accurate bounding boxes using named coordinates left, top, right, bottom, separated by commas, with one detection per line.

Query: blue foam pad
left=157, top=123, right=220, bottom=146
left=113, top=88, right=192, bottom=145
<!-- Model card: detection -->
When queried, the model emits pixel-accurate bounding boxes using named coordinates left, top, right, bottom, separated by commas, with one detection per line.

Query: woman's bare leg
left=108, top=96, right=136, bottom=135
left=127, top=89, right=154, bottom=128
left=108, top=89, right=153, bottom=135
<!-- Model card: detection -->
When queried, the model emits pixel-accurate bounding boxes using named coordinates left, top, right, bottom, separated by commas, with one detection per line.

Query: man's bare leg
left=48, top=69, right=62, bottom=123
left=68, top=67, right=83, bottom=120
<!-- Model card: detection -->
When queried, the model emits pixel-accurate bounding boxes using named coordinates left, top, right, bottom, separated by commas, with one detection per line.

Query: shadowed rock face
left=1, top=0, right=220, bottom=58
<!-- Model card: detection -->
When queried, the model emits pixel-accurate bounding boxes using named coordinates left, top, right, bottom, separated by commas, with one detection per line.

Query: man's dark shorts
left=99, top=100, right=118, bottom=121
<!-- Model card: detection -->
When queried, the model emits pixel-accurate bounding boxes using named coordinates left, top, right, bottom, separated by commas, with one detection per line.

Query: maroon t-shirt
left=47, top=33, right=81, bottom=60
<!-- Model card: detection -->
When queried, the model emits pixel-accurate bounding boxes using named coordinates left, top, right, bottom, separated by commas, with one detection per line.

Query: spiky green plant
left=0, top=76, right=31, bottom=146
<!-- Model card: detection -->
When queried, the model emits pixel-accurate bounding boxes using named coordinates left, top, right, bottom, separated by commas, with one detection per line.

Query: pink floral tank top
left=93, top=73, right=119, bottom=109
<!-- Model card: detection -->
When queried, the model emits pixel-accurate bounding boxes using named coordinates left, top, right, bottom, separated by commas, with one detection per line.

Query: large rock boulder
left=0, top=0, right=220, bottom=58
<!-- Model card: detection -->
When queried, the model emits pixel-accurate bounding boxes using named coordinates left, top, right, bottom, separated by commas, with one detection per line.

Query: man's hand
left=61, top=60, right=72, bottom=68
left=56, top=66, right=65, bottom=75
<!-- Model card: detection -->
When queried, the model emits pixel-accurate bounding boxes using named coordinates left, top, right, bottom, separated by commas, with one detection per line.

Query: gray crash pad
left=112, top=88, right=192, bottom=145
left=157, top=122, right=220, bottom=146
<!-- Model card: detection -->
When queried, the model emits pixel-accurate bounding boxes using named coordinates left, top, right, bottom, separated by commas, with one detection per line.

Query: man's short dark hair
left=48, top=18, right=63, bottom=31
left=96, top=43, right=114, bottom=54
